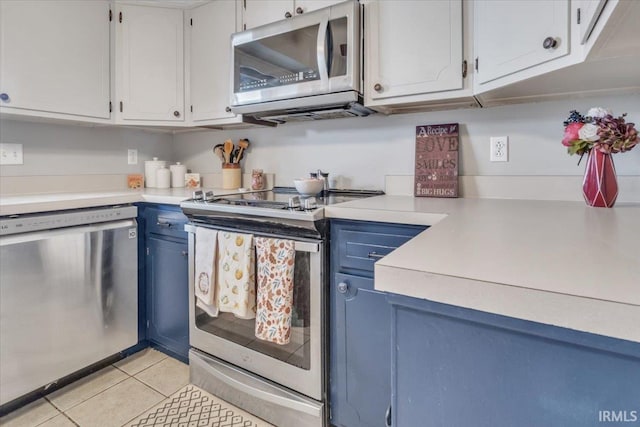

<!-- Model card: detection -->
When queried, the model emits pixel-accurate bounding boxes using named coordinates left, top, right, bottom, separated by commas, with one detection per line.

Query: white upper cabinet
left=474, top=0, right=570, bottom=85
left=365, top=0, right=473, bottom=111
left=189, top=0, right=242, bottom=125
left=0, top=0, right=111, bottom=120
left=578, top=0, right=607, bottom=44
left=243, top=0, right=343, bottom=30
left=116, top=4, right=184, bottom=123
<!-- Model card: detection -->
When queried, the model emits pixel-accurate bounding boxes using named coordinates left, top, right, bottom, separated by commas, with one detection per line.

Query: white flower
left=587, top=107, right=611, bottom=118
left=578, top=123, right=600, bottom=141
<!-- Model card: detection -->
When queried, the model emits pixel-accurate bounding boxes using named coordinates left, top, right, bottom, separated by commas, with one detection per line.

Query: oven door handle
left=185, top=225, right=319, bottom=253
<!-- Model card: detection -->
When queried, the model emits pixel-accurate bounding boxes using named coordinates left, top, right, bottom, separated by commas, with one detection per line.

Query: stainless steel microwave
left=230, top=0, right=373, bottom=124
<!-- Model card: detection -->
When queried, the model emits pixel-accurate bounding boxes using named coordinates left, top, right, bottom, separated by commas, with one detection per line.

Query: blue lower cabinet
left=330, top=220, right=427, bottom=427
left=330, top=273, right=392, bottom=427
left=146, top=236, right=189, bottom=361
left=388, top=294, right=640, bottom=427
left=142, top=204, right=190, bottom=362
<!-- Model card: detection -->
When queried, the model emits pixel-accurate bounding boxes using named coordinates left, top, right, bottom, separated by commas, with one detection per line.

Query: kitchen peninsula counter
left=325, top=196, right=640, bottom=343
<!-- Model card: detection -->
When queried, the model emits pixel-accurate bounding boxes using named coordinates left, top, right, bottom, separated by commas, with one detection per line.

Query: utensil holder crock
left=222, top=163, right=241, bottom=189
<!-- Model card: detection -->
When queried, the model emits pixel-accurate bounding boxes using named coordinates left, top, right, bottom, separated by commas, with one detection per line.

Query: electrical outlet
left=0, top=143, right=24, bottom=165
left=128, top=149, right=138, bottom=165
left=490, top=136, right=509, bottom=162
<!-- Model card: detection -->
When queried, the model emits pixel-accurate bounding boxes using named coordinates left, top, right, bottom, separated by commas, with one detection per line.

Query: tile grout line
left=117, top=379, right=172, bottom=427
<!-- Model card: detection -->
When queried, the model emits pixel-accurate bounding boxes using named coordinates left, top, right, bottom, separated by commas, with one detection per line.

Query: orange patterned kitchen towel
left=216, top=232, right=256, bottom=319
left=195, top=227, right=218, bottom=316
left=254, top=237, right=295, bottom=345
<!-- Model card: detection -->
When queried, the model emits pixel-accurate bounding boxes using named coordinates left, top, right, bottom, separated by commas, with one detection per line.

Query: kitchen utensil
left=294, top=178, right=324, bottom=196
left=170, top=162, right=187, bottom=187
left=222, top=163, right=242, bottom=189
left=223, top=139, right=234, bottom=164
left=236, top=139, right=250, bottom=162
left=144, top=157, right=167, bottom=188
left=213, top=144, right=225, bottom=163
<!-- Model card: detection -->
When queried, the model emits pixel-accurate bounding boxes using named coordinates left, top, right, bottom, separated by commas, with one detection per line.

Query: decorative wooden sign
left=414, top=123, right=459, bottom=198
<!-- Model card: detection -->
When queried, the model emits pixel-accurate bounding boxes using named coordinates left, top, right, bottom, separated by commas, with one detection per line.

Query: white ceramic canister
left=170, top=162, right=187, bottom=188
left=144, top=157, right=167, bottom=188
left=156, top=166, right=171, bottom=189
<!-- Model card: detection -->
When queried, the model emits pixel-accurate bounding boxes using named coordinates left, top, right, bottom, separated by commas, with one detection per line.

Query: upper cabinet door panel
left=475, top=0, right=570, bottom=85
left=0, top=0, right=110, bottom=119
left=578, top=0, right=607, bottom=44
left=243, top=0, right=292, bottom=30
left=190, top=0, right=238, bottom=122
left=366, top=0, right=463, bottom=101
left=118, top=5, right=184, bottom=121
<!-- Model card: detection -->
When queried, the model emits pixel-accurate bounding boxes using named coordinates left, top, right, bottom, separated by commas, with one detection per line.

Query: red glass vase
left=582, top=149, right=618, bottom=208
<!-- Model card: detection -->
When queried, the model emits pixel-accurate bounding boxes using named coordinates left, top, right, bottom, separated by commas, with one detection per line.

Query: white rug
left=126, top=384, right=274, bottom=427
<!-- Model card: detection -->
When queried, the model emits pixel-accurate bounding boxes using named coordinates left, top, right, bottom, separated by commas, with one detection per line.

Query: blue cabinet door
left=330, top=220, right=426, bottom=427
left=389, top=294, right=640, bottom=427
left=146, top=235, right=189, bottom=361
left=330, top=273, right=392, bottom=427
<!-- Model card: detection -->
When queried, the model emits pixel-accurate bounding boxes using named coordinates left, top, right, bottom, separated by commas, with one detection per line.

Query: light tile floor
left=0, top=349, right=273, bottom=427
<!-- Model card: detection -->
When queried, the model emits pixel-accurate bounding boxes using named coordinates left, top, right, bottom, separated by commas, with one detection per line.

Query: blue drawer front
left=332, top=220, right=426, bottom=278
left=144, top=205, right=188, bottom=240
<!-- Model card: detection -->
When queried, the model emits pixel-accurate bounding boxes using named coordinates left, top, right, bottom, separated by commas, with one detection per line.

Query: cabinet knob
left=285, top=11, right=292, bottom=18
left=173, top=110, right=180, bottom=117
left=385, top=405, right=392, bottom=427
left=374, top=83, right=383, bottom=92
left=337, top=282, right=349, bottom=294
left=543, top=37, right=558, bottom=49
left=225, top=106, right=232, bottom=113
left=296, top=6, right=304, bottom=14
left=181, top=250, right=188, bottom=257
left=0, top=93, right=9, bottom=102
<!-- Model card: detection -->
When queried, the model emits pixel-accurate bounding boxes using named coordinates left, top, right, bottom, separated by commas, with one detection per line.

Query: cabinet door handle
left=374, top=83, right=383, bottom=92
left=156, top=221, right=172, bottom=228
left=285, top=11, right=292, bottom=18
left=543, top=37, right=558, bottom=49
left=368, top=251, right=385, bottom=259
left=173, top=110, right=181, bottom=117
left=296, top=6, right=304, bottom=14
left=225, top=106, right=232, bottom=113
left=0, top=93, right=9, bottom=102
left=385, top=405, right=392, bottom=427
left=181, top=250, right=188, bottom=257
left=337, top=282, right=349, bottom=294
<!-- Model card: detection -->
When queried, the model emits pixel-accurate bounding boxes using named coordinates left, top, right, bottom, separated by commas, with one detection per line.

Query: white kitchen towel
left=216, top=232, right=256, bottom=319
left=254, top=237, right=296, bottom=345
left=195, top=227, right=218, bottom=316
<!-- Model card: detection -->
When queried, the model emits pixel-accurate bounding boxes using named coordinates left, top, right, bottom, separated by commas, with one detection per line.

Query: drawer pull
left=156, top=221, right=172, bottom=228
left=368, top=251, right=385, bottom=259
left=181, top=250, right=188, bottom=257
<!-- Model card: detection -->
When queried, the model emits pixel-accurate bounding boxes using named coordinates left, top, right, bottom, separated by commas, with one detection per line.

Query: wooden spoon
left=223, top=139, right=234, bottom=164
left=236, top=139, right=250, bottom=163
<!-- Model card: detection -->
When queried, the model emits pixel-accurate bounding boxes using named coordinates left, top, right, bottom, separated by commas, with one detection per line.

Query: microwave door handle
left=316, top=16, right=329, bottom=85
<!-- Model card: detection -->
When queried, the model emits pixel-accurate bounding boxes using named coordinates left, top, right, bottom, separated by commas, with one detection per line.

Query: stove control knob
left=304, top=197, right=317, bottom=210
left=288, top=196, right=301, bottom=209
left=193, top=190, right=204, bottom=201
left=204, top=191, right=216, bottom=202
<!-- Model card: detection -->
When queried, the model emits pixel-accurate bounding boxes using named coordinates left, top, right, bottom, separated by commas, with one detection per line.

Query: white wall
left=0, top=119, right=174, bottom=177
left=173, top=94, right=640, bottom=190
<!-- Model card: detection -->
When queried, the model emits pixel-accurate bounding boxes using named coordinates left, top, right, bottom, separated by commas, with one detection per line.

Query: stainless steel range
left=180, top=187, right=382, bottom=427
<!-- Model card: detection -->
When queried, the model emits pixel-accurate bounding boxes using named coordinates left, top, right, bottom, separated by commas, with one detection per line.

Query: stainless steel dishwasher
left=0, top=205, right=139, bottom=406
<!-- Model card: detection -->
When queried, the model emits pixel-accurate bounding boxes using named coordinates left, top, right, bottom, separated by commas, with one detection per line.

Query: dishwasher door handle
left=0, top=220, right=137, bottom=246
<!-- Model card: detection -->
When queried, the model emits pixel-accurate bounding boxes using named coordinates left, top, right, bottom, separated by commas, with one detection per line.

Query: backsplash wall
left=174, top=93, right=640, bottom=192
left=1, top=93, right=638, bottom=198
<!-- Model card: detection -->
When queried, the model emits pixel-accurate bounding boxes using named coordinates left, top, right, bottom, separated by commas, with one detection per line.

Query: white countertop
left=3, top=190, right=638, bottom=342
left=0, top=187, right=241, bottom=215
left=326, top=196, right=640, bottom=343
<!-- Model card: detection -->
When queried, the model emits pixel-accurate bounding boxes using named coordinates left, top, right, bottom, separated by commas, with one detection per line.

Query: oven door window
left=195, top=250, right=312, bottom=370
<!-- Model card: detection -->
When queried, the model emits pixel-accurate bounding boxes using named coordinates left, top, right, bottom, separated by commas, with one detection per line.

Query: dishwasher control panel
left=0, top=206, right=137, bottom=236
